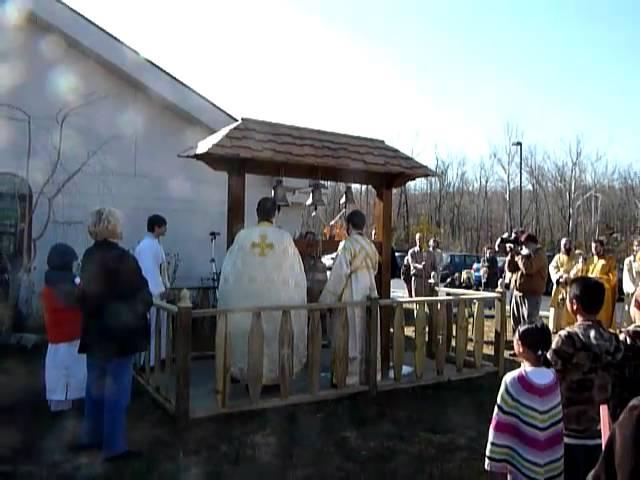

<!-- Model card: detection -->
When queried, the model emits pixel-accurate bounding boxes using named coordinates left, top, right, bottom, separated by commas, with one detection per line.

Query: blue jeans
left=83, top=355, right=134, bottom=458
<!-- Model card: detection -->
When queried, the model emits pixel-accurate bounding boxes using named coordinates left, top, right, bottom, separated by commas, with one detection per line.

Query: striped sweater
left=485, top=367, right=564, bottom=479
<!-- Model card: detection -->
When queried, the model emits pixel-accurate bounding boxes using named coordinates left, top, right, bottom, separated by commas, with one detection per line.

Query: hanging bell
left=339, top=185, right=355, bottom=207
left=272, top=179, right=290, bottom=208
left=305, top=182, right=326, bottom=208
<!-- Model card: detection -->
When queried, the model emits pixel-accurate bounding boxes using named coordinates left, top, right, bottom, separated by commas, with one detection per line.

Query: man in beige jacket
left=505, top=232, right=548, bottom=333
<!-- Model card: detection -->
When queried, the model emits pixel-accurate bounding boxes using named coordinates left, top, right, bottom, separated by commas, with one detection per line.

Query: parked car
left=322, top=249, right=406, bottom=279
left=321, top=251, right=338, bottom=271
left=471, top=256, right=506, bottom=289
left=440, top=252, right=481, bottom=284
left=395, top=250, right=407, bottom=278
left=618, top=263, right=625, bottom=299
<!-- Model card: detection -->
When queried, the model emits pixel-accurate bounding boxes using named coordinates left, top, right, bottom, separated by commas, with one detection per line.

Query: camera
left=494, top=230, right=523, bottom=254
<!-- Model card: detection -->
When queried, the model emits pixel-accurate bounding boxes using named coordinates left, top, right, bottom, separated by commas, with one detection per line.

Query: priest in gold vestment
left=319, top=210, right=379, bottom=386
left=573, top=239, right=618, bottom=330
left=548, top=238, right=579, bottom=332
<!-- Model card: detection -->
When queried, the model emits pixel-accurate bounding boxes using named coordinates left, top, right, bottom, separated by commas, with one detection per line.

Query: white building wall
left=0, top=17, right=305, bottom=290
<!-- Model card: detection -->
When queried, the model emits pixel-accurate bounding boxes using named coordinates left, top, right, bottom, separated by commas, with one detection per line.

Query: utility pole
left=511, top=141, right=523, bottom=228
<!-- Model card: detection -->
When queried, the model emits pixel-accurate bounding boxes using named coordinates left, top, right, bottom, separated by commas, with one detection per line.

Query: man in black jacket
left=480, top=245, right=500, bottom=290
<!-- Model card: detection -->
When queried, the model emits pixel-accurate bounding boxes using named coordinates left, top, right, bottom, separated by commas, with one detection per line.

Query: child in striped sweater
left=485, top=323, right=564, bottom=479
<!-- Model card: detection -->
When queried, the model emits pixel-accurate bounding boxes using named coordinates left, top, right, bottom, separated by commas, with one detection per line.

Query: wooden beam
left=227, top=164, right=246, bottom=249
left=196, top=155, right=424, bottom=188
left=374, top=184, right=392, bottom=377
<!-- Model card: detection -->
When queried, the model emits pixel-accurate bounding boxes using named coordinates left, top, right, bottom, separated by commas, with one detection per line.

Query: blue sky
left=64, top=0, right=639, bottom=167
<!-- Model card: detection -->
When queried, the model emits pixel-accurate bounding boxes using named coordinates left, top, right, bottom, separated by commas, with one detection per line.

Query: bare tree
left=26, top=96, right=114, bottom=266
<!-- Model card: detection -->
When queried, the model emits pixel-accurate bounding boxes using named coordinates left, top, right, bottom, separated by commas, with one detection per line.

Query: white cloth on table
left=45, top=339, right=86, bottom=410
left=319, top=233, right=380, bottom=385
left=217, top=222, right=307, bottom=385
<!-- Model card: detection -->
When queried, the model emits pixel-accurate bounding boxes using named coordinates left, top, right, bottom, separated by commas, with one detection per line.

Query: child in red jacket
left=42, top=243, right=86, bottom=412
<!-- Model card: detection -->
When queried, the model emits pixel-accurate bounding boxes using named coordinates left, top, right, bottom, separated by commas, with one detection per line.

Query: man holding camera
left=505, top=232, right=548, bottom=333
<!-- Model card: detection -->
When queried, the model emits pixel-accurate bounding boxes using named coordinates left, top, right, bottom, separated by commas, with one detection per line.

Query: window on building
left=0, top=173, right=32, bottom=269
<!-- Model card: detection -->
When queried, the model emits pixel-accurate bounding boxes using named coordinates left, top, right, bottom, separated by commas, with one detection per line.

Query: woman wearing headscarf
left=77, top=207, right=152, bottom=461
left=42, top=243, right=86, bottom=412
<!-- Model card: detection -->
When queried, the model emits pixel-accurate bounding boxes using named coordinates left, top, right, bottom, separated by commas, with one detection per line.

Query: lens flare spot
left=117, top=108, right=144, bottom=135
left=168, top=176, right=192, bottom=199
left=0, top=121, right=14, bottom=147
left=0, top=61, right=25, bottom=94
left=1, top=0, right=30, bottom=27
left=46, top=66, right=83, bottom=103
left=39, top=33, right=67, bottom=61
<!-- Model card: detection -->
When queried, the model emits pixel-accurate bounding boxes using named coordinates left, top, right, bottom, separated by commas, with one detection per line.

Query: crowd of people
left=42, top=208, right=165, bottom=462
left=485, top=266, right=640, bottom=478
left=35, top=202, right=640, bottom=475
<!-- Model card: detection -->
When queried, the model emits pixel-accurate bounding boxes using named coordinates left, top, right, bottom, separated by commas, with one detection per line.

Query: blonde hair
left=88, top=207, right=123, bottom=241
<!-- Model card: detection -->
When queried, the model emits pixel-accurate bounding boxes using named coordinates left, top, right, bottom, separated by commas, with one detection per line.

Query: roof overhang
left=182, top=118, right=436, bottom=189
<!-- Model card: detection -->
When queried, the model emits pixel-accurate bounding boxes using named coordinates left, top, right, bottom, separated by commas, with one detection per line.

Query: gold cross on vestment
left=250, top=234, right=274, bottom=257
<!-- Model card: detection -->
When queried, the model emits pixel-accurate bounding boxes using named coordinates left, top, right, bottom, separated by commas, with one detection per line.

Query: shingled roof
left=185, top=118, right=436, bottom=187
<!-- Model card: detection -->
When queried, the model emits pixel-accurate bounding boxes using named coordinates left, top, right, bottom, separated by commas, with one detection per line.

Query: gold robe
left=548, top=253, right=578, bottom=331
left=577, top=255, right=618, bottom=329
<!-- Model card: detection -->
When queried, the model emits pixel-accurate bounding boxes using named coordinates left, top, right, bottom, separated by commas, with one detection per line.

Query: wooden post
left=455, top=298, right=468, bottom=372
left=247, top=312, right=264, bottom=403
left=494, top=280, right=508, bottom=377
left=153, top=308, right=162, bottom=384
left=392, top=305, right=405, bottom=382
left=332, top=308, right=349, bottom=388
left=308, top=311, right=322, bottom=394
left=414, top=301, right=427, bottom=380
left=445, top=301, right=454, bottom=353
left=165, top=314, right=173, bottom=379
left=426, top=280, right=437, bottom=358
left=175, top=289, right=192, bottom=428
left=366, top=298, right=379, bottom=394
left=374, top=185, right=392, bottom=378
left=278, top=310, right=293, bottom=399
left=473, top=300, right=485, bottom=368
left=227, top=164, right=246, bottom=249
left=435, top=301, right=446, bottom=376
left=215, top=313, right=231, bottom=409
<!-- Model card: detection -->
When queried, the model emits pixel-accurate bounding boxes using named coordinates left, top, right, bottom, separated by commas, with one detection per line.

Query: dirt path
left=1, top=344, right=499, bottom=479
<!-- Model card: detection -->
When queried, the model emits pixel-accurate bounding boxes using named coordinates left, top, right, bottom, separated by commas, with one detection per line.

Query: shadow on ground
left=0, top=344, right=499, bottom=479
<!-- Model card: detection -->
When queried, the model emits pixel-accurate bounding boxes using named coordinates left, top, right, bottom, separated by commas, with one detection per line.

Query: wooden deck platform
left=143, top=346, right=497, bottom=419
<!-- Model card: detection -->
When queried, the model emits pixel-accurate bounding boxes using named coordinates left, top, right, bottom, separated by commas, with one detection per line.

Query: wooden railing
left=133, top=298, right=180, bottom=417
left=135, top=285, right=508, bottom=426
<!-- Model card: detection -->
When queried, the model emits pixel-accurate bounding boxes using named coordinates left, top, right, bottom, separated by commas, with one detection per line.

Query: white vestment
left=135, top=234, right=167, bottom=367
left=218, top=222, right=307, bottom=385
left=45, top=339, right=86, bottom=411
left=319, top=233, right=379, bottom=385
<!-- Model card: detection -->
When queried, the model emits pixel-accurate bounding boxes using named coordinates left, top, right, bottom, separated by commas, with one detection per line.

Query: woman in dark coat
left=77, top=207, right=152, bottom=461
